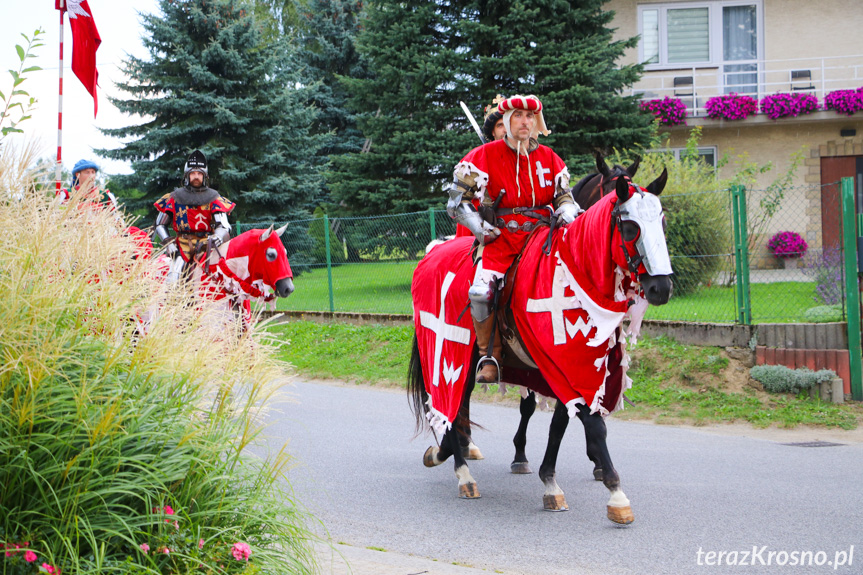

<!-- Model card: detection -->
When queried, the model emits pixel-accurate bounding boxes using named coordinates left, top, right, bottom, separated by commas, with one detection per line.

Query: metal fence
left=239, top=179, right=856, bottom=325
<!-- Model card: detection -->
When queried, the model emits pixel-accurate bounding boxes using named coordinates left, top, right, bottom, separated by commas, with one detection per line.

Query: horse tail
left=407, top=332, right=429, bottom=434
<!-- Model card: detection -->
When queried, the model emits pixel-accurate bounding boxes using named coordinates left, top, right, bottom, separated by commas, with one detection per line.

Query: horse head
left=571, top=154, right=640, bottom=211
left=213, top=224, right=294, bottom=300
left=609, top=170, right=673, bottom=305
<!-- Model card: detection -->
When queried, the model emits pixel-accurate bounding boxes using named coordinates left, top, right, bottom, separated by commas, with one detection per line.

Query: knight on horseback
left=154, top=151, right=235, bottom=283
left=446, top=95, right=580, bottom=384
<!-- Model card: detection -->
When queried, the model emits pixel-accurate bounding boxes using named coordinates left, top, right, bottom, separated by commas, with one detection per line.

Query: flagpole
left=56, top=0, right=65, bottom=193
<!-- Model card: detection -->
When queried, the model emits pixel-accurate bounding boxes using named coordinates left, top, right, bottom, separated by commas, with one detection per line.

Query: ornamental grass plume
left=0, top=143, right=317, bottom=573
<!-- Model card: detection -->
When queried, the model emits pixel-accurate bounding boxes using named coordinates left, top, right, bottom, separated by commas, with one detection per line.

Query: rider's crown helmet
left=481, top=94, right=506, bottom=142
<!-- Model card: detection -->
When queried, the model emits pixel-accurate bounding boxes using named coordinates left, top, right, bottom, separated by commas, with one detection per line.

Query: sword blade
left=460, top=101, right=487, bottom=145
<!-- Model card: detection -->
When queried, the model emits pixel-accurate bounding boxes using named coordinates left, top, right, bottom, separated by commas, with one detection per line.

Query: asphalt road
left=259, top=380, right=863, bottom=575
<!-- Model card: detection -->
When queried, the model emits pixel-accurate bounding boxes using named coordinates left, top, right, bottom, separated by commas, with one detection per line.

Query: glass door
left=722, top=4, right=759, bottom=95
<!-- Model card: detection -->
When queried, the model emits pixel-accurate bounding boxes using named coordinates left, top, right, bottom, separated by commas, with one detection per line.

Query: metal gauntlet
left=454, top=202, right=500, bottom=245
left=209, top=212, right=232, bottom=247
left=553, top=190, right=581, bottom=224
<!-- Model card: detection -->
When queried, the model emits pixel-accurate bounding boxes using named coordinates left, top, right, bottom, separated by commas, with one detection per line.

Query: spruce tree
left=327, top=1, right=478, bottom=216
left=330, top=0, right=652, bottom=215
left=99, top=0, right=326, bottom=221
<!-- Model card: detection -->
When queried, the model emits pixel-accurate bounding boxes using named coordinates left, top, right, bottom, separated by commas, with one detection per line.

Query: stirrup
left=476, top=355, right=501, bottom=385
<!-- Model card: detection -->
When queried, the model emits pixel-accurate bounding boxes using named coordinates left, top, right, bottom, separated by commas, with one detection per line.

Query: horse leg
left=457, top=380, right=484, bottom=460
left=583, top=420, right=604, bottom=481
left=576, top=404, right=633, bottom=525
left=537, top=400, right=570, bottom=511
left=511, top=391, right=536, bottom=474
left=440, top=425, right=480, bottom=498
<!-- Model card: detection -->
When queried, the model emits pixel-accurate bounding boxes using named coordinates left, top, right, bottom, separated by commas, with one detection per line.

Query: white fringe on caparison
left=425, top=397, right=452, bottom=436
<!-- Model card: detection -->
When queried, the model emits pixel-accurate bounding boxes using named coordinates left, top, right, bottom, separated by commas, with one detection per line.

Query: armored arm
left=209, top=212, right=232, bottom=247
left=446, top=180, right=500, bottom=245
left=552, top=171, right=581, bottom=224
left=155, top=211, right=178, bottom=258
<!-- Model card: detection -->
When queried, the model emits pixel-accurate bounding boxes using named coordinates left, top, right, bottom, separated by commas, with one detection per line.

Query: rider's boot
left=474, top=315, right=502, bottom=384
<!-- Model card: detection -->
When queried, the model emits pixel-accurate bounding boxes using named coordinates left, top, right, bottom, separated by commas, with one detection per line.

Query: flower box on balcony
left=759, top=92, right=819, bottom=120
left=824, top=88, right=863, bottom=116
left=704, top=93, right=758, bottom=121
left=639, top=97, right=687, bottom=126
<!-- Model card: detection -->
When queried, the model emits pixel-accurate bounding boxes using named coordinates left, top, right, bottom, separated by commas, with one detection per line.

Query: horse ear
left=595, top=152, right=611, bottom=178
left=260, top=225, right=274, bottom=242
left=646, top=168, right=668, bottom=196
left=275, top=223, right=289, bottom=237
left=627, top=156, right=641, bottom=178
left=615, top=174, right=630, bottom=204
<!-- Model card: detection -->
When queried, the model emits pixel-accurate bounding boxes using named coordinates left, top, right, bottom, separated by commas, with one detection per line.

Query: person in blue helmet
left=56, top=159, right=119, bottom=212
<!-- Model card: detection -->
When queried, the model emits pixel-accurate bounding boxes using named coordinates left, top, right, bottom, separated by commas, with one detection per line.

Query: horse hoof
left=510, top=462, right=533, bottom=474
left=463, top=444, right=484, bottom=460
left=423, top=446, right=440, bottom=468
left=459, top=483, right=481, bottom=499
left=607, top=505, right=634, bottom=525
left=593, top=468, right=603, bottom=481
left=543, top=494, right=568, bottom=511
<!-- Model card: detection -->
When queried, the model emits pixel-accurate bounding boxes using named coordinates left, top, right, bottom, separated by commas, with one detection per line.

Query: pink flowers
left=824, top=88, right=863, bottom=116
left=42, top=564, right=60, bottom=574
left=163, top=505, right=175, bottom=516
left=705, top=93, right=758, bottom=121
left=768, top=231, right=808, bottom=259
left=231, top=542, right=252, bottom=561
left=139, top=543, right=150, bottom=554
left=640, top=97, right=688, bottom=126
left=198, top=539, right=205, bottom=550
left=24, top=550, right=37, bottom=563
left=760, top=92, right=818, bottom=120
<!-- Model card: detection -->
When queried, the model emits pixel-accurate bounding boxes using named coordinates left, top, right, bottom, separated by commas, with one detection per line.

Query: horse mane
left=570, top=172, right=598, bottom=197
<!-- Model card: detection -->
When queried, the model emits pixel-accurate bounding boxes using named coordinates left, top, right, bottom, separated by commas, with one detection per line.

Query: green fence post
left=324, top=214, right=334, bottom=313
left=429, top=207, right=436, bottom=243
left=841, top=177, right=863, bottom=400
left=731, top=185, right=752, bottom=324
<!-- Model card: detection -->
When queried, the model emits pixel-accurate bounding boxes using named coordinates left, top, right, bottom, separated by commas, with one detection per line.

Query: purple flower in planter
left=824, top=87, right=863, bottom=116
left=705, top=93, right=758, bottom=120
left=768, top=231, right=808, bottom=259
left=760, top=92, right=819, bottom=120
left=639, top=97, right=688, bottom=126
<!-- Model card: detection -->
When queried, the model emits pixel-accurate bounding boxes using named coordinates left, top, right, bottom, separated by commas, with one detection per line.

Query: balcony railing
left=632, top=54, right=863, bottom=117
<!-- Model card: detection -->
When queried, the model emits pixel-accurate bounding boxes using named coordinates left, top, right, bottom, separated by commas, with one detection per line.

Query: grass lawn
left=279, top=262, right=832, bottom=325
left=277, top=261, right=416, bottom=314
left=269, top=321, right=863, bottom=430
left=646, top=281, right=831, bottom=324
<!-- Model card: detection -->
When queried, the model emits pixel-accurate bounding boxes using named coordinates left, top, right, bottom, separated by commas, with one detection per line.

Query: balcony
left=632, top=54, right=863, bottom=126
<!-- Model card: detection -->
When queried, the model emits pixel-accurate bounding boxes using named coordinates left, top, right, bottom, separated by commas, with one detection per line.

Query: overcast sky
left=1, top=0, right=162, bottom=178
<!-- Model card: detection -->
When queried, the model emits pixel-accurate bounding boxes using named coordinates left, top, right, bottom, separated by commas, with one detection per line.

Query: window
left=652, top=147, right=718, bottom=169
left=638, top=2, right=762, bottom=80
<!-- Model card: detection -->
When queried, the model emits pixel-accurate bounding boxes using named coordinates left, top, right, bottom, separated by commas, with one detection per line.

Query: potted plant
left=768, top=230, right=808, bottom=268
left=824, top=87, right=863, bottom=116
left=705, top=93, right=758, bottom=121
left=640, top=97, right=687, bottom=126
left=759, top=92, right=819, bottom=119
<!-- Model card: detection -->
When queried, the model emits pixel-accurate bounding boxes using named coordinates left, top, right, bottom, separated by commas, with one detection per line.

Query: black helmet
left=183, top=150, right=209, bottom=187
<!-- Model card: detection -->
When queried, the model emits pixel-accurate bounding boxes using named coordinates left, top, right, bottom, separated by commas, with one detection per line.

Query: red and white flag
left=56, top=0, right=101, bottom=116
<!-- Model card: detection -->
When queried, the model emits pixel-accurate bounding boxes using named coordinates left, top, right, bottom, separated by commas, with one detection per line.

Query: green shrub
left=803, top=304, right=843, bottom=323
left=610, top=128, right=730, bottom=296
left=750, top=364, right=838, bottom=394
left=0, top=167, right=316, bottom=573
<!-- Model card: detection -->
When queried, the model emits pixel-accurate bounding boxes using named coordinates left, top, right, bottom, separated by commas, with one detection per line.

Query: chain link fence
left=241, top=181, right=851, bottom=325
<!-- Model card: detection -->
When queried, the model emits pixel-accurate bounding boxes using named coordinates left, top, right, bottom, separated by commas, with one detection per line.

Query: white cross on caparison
left=526, top=264, right=581, bottom=345
left=420, top=272, right=471, bottom=387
